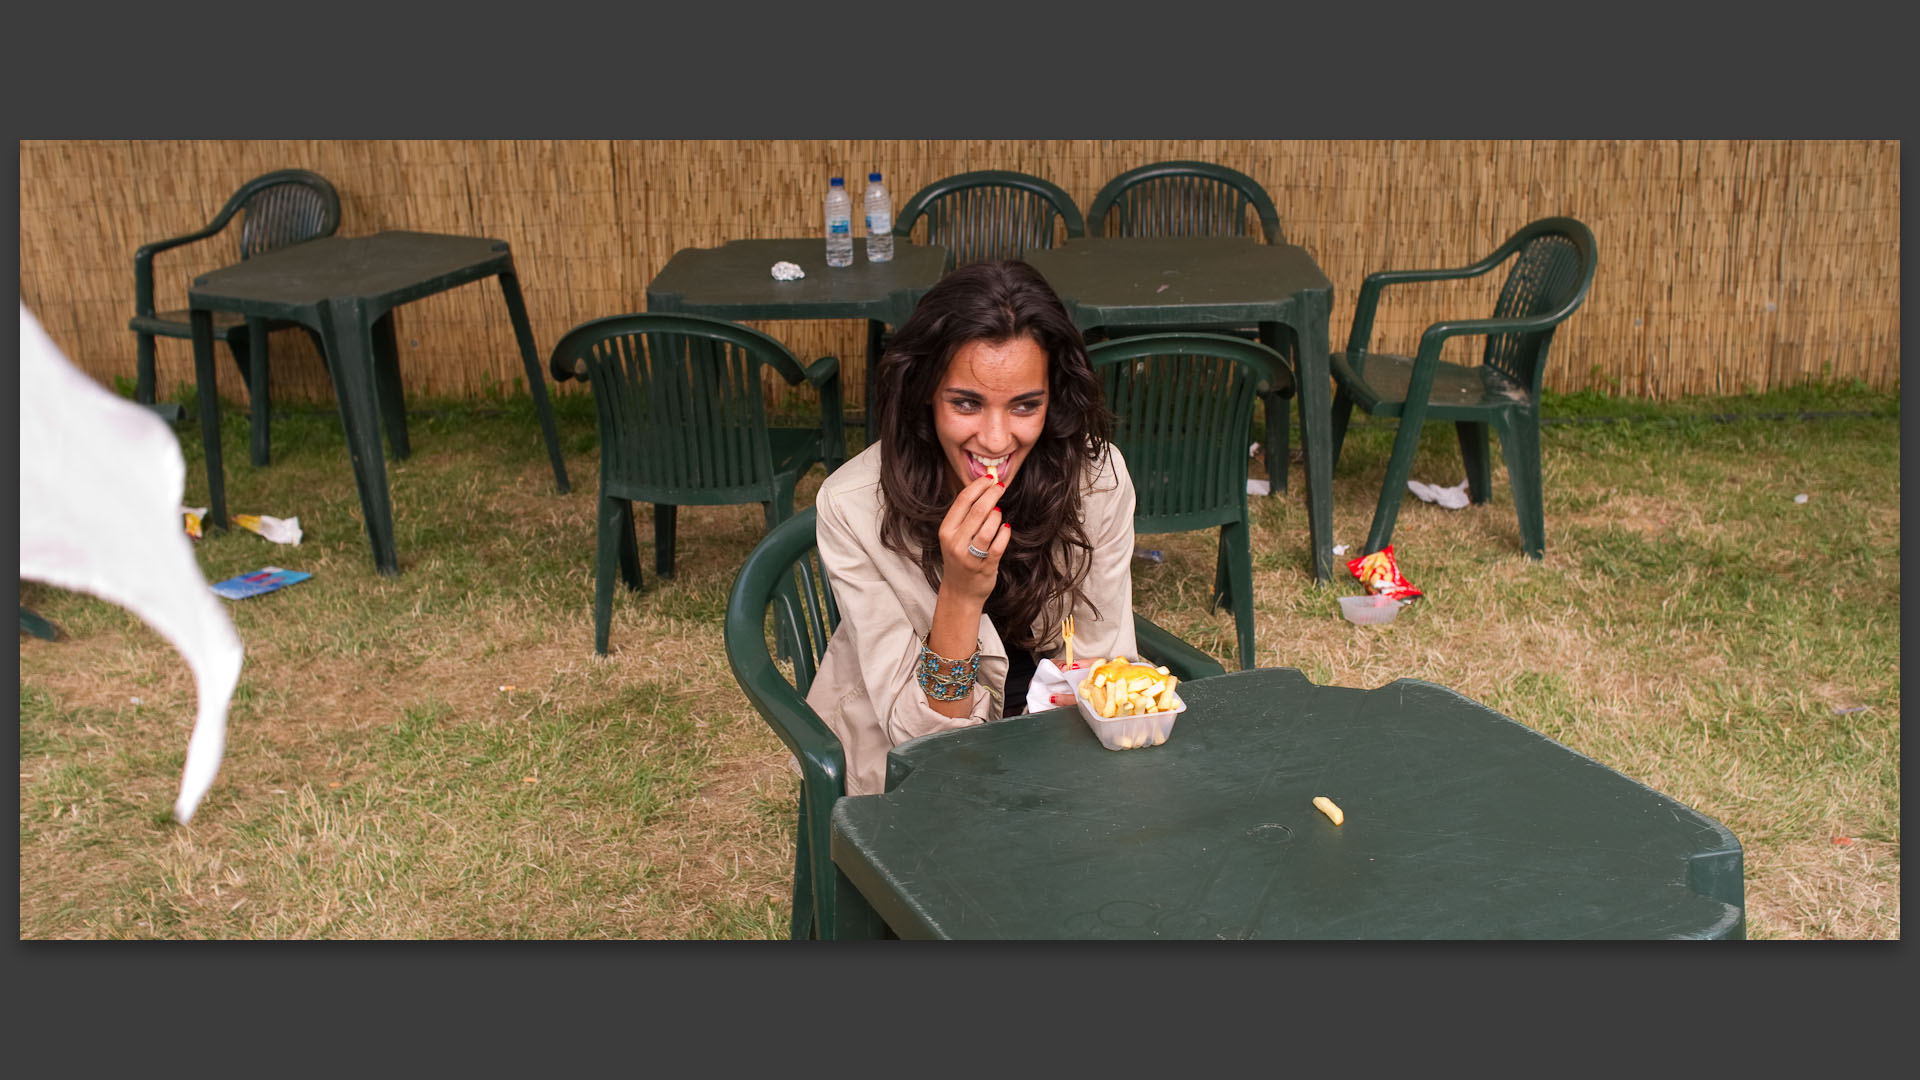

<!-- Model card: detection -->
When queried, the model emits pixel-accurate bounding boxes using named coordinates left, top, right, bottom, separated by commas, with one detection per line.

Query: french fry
left=1313, top=796, right=1344, bottom=826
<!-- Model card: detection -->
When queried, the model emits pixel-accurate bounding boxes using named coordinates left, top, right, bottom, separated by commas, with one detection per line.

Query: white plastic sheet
left=18, top=303, right=244, bottom=823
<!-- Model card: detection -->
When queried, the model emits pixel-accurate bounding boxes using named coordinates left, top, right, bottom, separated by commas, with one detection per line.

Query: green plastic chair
left=893, top=170, right=1086, bottom=271
left=725, top=505, right=1228, bottom=939
left=1087, top=160, right=1284, bottom=244
left=128, top=169, right=341, bottom=460
left=550, top=312, right=845, bottom=656
left=1086, top=161, right=1296, bottom=490
left=1330, top=216, right=1599, bottom=560
left=1089, top=332, right=1283, bottom=671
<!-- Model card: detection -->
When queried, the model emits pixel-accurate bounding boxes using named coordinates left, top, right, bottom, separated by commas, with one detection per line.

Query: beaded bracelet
left=917, top=637, right=981, bottom=702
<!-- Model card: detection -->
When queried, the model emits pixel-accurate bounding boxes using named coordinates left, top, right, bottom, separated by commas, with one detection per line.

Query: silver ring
left=966, top=543, right=991, bottom=559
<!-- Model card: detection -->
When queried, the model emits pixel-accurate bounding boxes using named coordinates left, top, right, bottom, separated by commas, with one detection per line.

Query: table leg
left=831, top=864, right=895, bottom=940
left=317, top=298, right=400, bottom=576
left=1257, top=321, right=1290, bottom=497
left=863, top=318, right=887, bottom=443
left=497, top=269, right=572, bottom=494
left=371, top=312, right=411, bottom=460
left=190, top=309, right=228, bottom=532
left=1289, top=297, right=1336, bottom=582
left=246, top=317, right=271, bottom=467
left=135, top=331, right=157, bottom=406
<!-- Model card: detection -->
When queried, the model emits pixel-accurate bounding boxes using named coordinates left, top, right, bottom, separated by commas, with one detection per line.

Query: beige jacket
left=807, top=440, right=1139, bottom=796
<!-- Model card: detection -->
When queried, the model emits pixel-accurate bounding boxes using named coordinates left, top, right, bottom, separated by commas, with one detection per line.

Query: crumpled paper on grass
left=183, top=507, right=302, bottom=545
left=19, top=302, right=242, bottom=823
left=1408, top=479, right=1470, bottom=509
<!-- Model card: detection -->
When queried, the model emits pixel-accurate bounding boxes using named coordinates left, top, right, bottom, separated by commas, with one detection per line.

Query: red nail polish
left=1002, top=523, right=1010, bottom=530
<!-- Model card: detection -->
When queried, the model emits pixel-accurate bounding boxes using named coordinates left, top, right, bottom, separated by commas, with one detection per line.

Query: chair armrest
left=1344, top=251, right=1512, bottom=356
left=132, top=211, right=244, bottom=316
left=1133, top=613, right=1228, bottom=681
left=802, top=354, right=839, bottom=389
left=549, top=351, right=586, bottom=383
left=133, top=227, right=226, bottom=316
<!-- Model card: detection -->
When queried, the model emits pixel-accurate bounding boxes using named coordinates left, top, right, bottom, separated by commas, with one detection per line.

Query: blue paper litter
left=211, top=566, right=313, bottom=600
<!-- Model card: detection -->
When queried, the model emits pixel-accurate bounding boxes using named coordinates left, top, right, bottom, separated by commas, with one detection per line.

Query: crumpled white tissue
left=771, top=261, right=805, bottom=281
left=1408, top=479, right=1470, bottom=510
left=19, top=302, right=243, bottom=824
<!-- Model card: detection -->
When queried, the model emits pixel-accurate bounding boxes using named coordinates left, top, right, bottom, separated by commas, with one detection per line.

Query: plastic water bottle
left=825, top=177, right=853, bottom=268
left=863, top=172, right=894, bottom=263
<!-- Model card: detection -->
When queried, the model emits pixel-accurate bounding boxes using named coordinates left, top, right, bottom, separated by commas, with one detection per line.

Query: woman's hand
left=937, top=475, right=1010, bottom=603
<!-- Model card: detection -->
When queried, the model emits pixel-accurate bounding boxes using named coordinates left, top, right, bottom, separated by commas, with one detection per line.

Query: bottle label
left=830, top=221, right=850, bottom=235
left=866, top=213, right=891, bottom=232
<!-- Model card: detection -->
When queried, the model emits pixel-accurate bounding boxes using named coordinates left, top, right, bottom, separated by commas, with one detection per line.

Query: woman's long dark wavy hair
left=873, top=260, right=1113, bottom=650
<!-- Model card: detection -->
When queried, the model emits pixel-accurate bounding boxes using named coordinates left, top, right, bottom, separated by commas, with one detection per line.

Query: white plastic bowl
left=1073, top=668, right=1187, bottom=751
left=1339, top=593, right=1406, bottom=625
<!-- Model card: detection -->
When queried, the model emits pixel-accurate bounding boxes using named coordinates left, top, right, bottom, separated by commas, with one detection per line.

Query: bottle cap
left=830, top=176, right=844, bottom=186
left=869, top=172, right=882, bottom=182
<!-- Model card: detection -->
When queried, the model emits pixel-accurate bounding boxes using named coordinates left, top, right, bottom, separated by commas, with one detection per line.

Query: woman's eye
left=1012, top=400, right=1043, bottom=415
left=946, top=398, right=979, bottom=414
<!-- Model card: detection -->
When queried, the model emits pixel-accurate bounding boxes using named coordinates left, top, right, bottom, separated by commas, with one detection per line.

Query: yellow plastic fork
left=1062, top=614, right=1075, bottom=668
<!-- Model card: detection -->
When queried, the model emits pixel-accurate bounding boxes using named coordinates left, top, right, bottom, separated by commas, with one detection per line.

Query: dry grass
left=17, top=384, right=1900, bottom=939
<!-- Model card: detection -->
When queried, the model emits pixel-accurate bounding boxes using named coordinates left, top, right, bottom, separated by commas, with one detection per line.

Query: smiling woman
left=805, top=261, right=1138, bottom=796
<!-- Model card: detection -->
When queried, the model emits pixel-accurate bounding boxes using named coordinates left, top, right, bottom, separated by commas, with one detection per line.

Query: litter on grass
left=1408, top=479, right=1470, bottom=509
left=211, top=567, right=313, bottom=600
left=1348, top=545, right=1423, bottom=603
left=183, top=507, right=302, bottom=544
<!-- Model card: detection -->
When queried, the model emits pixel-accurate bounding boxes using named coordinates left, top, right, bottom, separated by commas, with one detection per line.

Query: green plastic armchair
left=549, top=312, right=845, bottom=656
left=1329, top=216, right=1599, bottom=560
left=1086, top=161, right=1296, bottom=490
left=725, top=506, right=1226, bottom=939
left=128, top=168, right=340, bottom=461
left=1090, top=332, right=1283, bottom=671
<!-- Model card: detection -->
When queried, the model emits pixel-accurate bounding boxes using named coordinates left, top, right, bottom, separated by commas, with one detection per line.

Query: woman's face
left=931, top=334, right=1050, bottom=495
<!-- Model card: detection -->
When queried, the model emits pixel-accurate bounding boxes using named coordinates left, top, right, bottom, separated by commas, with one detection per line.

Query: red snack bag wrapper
left=1347, top=545, right=1423, bottom=603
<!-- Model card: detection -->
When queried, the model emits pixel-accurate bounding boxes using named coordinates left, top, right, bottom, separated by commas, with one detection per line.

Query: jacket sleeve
left=1057, top=444, right=1139, bottom=666
left=814, top=484, right=994, bottom=746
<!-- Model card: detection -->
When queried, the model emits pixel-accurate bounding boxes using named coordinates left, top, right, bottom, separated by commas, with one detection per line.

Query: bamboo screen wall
left=18, top=140, right=1900, bottom=410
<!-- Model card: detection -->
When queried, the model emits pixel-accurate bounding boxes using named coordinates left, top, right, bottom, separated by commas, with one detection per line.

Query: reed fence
left=19, top=140, right=1900, bottom=409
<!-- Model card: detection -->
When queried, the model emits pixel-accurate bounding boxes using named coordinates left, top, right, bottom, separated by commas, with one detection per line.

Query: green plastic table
left=1024, top=237, right=1338, bottom=581
left=188, top=231, right=571, bottom=575
left=830, top=667, right=1745, bottom=939
left=643, top=238, right=950, bottom=434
